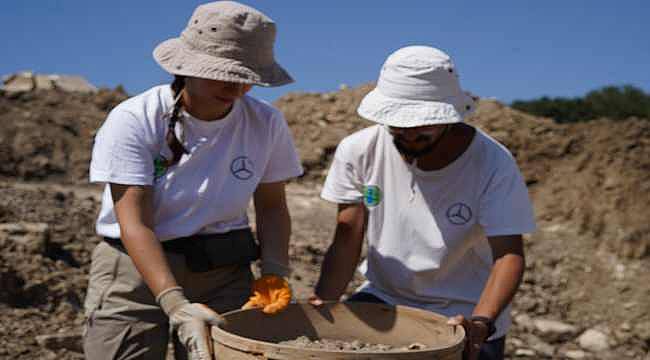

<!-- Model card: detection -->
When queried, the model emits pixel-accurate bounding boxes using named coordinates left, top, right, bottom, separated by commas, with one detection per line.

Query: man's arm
left=448, top=234, right=525, bottom=360
left=253, top=181, right=291, bottom=277
left=314, top=203, right=366, bottom=301
left=473, top=234, right=525, bottom=319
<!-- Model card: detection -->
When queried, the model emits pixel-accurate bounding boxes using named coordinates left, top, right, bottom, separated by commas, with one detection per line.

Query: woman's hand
left=157, top=287, right=225, bottom=360
left=242, top=275, right=292, bottom=314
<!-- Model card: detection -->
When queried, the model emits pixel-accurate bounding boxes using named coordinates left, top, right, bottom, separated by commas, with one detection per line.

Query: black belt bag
left=104, top=228, right=260, bottom=273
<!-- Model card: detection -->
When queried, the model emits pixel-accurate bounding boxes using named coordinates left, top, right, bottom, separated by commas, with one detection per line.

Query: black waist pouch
left=104, top=228, right=260, bottom=273
left=176, top=228, right=260, bottom=272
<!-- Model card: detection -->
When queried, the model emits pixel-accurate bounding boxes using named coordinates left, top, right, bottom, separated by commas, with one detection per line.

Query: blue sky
left=2, top=1, right=649, bottom=103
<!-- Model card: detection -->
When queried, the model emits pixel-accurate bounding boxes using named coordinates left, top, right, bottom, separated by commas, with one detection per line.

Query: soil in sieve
left=278, top=336, right=426, bottom=352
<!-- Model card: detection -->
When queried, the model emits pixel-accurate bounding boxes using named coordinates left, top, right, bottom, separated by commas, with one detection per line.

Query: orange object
left=242, top=275, right=291, bottom=314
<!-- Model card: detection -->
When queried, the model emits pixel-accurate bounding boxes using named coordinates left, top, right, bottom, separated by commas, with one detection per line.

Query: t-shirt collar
left=181, top=99, right=241, bottom=132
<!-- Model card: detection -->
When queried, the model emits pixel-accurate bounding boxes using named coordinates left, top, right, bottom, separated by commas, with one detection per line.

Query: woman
left=83, top=2, right=302, bottom=359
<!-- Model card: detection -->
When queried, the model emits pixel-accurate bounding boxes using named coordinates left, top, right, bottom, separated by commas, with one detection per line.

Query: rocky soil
left=0, top=83, right=649, bottom=359
left=278, top=336, right=426, bottom=352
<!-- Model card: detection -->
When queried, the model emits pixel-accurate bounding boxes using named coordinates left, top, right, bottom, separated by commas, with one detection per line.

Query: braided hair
left=166, top=76, right=189, bottom=166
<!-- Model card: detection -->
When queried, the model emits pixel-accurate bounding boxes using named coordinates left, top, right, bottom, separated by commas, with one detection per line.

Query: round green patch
left=153, top=156, right=168, bottom=179
left=363, top=185, right=382, bottom=207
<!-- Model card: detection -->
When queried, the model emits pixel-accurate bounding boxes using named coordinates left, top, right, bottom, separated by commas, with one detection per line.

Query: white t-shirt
left=321, top=124, right=535, bottom=339
left=90, top=85, right=303, bottom=241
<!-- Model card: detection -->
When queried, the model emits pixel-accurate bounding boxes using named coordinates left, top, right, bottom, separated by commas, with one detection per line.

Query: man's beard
left=392, top=125, right=450, bottom=159
left=393, top=138, right=439, bottom=158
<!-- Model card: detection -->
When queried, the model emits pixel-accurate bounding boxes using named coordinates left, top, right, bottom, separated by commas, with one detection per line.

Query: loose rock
left=578, top=329, right=610, bottom=352
left=514, top=348, right=536, bottom=357
left=533, top=319, right=578, bottom=342
left=564, top=349, right=587, bottom=359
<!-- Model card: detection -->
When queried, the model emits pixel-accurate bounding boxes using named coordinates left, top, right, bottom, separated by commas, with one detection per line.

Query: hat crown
left=180, top=1, right=276, bottom=68
left=152, top=1, right=293, bottom=86
left=377, top=46, right=462, bottom=101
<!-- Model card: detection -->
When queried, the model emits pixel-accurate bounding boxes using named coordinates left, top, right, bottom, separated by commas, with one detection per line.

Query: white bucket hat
left=357, top=46, right=477, bottom=127
left=153, top=1, right=293, bottom=87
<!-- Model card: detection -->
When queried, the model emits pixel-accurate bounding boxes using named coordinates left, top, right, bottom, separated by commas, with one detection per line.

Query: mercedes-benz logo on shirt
left=230, top=156, right=254, bottom=180
left=446, top=203, right=472, bottom=225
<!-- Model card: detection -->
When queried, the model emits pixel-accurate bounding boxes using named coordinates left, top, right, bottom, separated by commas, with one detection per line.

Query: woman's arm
left=110, top=183, right=178, bottom=296
left=253, top=181, right=291, bottom=276
left=242, top=181, right=293, bottom=314
left=111, top=183, right=224, bottom=358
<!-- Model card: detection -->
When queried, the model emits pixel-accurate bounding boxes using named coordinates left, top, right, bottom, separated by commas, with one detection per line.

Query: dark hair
left=166, top=76, right=189, bottom=166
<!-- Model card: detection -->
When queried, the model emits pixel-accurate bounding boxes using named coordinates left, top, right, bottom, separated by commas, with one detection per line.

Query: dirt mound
left=0, top=183, right=101, bottom=359
left=471, top=102, right=650, bottom=260
left=0, top=84, right=648, bottom=359
left=275, top=85, right=375, bottom=179
left=0, top=88, right=127, bottom=183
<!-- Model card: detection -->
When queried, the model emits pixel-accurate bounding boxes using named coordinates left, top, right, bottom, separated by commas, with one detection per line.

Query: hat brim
left=357, top=88, right=477, bottom=127
left=153, top=38, right=293, bottom=87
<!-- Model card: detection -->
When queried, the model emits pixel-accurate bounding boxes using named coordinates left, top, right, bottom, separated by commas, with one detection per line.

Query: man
left=311, top=46, right=536, bottom=360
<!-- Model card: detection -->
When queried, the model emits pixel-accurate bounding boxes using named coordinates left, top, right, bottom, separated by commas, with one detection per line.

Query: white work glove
left=157, top=286, right=225, bottom=360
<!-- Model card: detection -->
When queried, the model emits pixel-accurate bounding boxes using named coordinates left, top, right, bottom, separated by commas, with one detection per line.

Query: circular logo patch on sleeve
left=153, top=156, right=169, bottom=179
left=363, top=185, right=382, bottom=207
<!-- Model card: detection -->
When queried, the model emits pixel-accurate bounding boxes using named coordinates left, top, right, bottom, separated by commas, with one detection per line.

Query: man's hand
left=447, top=315, right=490, bottom=360
left=308, top=293, right=324, bottom=306
left=157, top=287, right=225, bottom=360
left=242, top=275, right=292, bottom=314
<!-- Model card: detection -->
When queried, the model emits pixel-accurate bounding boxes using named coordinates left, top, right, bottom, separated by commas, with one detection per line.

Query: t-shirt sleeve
left=89, top=108, right=155, bottom=185
left=320, top=141, right=364, bottom=204
left=259, top=111, right=304, bottom=183
left=479, top=157, right=536, bottom=236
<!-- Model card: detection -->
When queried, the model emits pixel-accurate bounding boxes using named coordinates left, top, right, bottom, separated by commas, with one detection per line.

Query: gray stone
left=514, top=313, right=535, bottom=332
left=1, top=72, right=97, bottom=94
left=320, top=93, right=336, bottom=102
left=514, top=348, right=536, bottom=357
left=623, top=301, right=636, bottom=309
left=507, top=337, right=525, bottom=348
left=530, top=339, right=555, bottom=357
left=34, top=75, right=55, bottom=90
left=51, top=74, right=98, bottom=93
left=2, top=72, right=35, bottom=93
left=624, top=350, right=637, bottom=358
left=533, top=318, right=578, bottom=342
left=578, top=328, right=610, bottom=352
left=564, top=350, right=587, bottom=359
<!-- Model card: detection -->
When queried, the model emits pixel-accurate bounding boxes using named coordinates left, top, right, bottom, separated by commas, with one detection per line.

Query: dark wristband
left=470, top=316, right=496, bottom=338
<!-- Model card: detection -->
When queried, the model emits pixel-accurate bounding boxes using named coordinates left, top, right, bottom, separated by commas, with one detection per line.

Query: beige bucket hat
left=358, top=46, right=477, bottom=127
left=153, top=1, right=293, bottom=87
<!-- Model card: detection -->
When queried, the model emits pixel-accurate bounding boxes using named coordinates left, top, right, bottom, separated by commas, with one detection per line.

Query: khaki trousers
left=83, top=241, right=252, bottom=360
